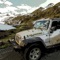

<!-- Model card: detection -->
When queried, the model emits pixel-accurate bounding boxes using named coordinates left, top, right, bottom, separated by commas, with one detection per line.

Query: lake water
left=0, top=24, right=15, bottom=30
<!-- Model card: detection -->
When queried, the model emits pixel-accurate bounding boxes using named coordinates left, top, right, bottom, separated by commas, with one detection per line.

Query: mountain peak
left=46, top=3, right=54, bottom=8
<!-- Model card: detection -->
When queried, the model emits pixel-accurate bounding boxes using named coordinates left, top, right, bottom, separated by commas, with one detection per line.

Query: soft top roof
left=33, top=18, right=60, bottom=24
left=51, top=18, right=60, bottom=20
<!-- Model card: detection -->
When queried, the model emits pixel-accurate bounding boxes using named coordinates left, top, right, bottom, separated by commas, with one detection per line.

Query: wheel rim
left=29, top=48, right=41, bottom=60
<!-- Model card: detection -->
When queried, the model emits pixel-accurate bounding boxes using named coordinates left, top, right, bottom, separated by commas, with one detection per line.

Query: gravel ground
left=0, top=46, right=60, bottom=60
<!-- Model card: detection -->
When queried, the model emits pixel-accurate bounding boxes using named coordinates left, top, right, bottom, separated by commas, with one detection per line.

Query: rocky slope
left=5, top=2, right=60, bottom=25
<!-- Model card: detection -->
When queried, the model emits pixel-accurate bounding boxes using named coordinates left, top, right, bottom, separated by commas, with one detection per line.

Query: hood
left=16, top=28, right=47, bottom=39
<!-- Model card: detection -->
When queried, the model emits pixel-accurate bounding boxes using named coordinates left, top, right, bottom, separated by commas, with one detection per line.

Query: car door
left=49, top=21, right=60, bottom=45
left=56, top=21, right=60, bottom=44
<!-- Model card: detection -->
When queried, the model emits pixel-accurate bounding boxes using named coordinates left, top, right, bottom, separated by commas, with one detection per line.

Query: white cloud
left=0, top=0, right=13, bottom=6
left=6, top=6, right=17, bottom=11
left=0, top=6, right=18, bottom=13
left=16, top=0, right=60, bottom=14
left=6, top=6, right=19, bottom=15
left=0, top=0, right=3, bottom=4
left=17, top=4, right=32, bottom=10
left=0, top=0, right=60, bottom=15
left=27, top=7, right=38, bottom=13
left=0, top=0, right=16, bottom=14
left=17, top=4, right=38, bottom=14
left=0, top=8, right=8, bottom=13
left=4, top=1, right=13, bottom=6
left=1, top=0, right=7, bottom=2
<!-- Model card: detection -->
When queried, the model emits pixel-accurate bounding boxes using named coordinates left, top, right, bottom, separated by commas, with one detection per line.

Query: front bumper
left=8, top=39, right=21, bottom=49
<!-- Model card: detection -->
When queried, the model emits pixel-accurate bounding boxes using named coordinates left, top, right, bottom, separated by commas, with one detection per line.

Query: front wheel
left=24, top=44, right=42, bottom=60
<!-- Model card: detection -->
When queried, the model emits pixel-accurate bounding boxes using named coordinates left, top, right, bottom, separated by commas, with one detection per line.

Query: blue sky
left=0, top=0, right=48, bottom=14
left=9, top=0, right=47, bottom=7
left=0, top=0, right=60, bottom=15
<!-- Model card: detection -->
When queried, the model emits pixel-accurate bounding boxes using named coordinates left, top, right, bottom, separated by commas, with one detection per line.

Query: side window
left=50, top=21, right=60, bottom=33
left=56, top=21, right=60, bottom=29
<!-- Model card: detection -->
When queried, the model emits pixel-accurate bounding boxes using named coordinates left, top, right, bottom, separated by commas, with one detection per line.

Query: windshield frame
left=34, top=20, right=50, bottom=30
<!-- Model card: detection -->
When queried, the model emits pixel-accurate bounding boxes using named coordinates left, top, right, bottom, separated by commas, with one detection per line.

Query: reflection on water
left=0, top=24, right=15, bottom=30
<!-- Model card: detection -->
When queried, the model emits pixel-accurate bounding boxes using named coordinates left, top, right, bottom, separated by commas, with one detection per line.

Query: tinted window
left=52, top=21, right=60, bottom=30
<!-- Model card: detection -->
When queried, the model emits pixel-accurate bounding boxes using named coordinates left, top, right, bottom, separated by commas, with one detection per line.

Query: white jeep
left=9, top=18, right=60, bottom=60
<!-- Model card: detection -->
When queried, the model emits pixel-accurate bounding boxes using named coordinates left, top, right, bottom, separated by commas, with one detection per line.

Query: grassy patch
left=0, top=34, right=15, bottom=42
left=0, top=43, right=11, bottom=49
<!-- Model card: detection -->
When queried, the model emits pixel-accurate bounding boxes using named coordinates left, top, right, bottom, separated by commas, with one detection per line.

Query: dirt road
left=0, top=46, right=60, bottom=60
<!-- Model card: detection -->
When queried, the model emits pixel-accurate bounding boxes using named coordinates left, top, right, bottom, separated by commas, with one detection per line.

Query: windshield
left=34, top=20, right=50, bottom=30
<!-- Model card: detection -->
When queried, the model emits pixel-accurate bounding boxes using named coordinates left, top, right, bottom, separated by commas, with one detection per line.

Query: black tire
left=24, top=44, right=42, bottom=60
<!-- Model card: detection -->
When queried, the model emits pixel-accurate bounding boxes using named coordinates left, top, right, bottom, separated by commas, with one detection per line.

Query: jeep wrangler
left=9, top=18, right=60, bottom=60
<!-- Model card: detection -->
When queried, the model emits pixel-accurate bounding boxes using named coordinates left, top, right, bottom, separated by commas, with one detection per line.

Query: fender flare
left=23, top=37, right=47, bottom=48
